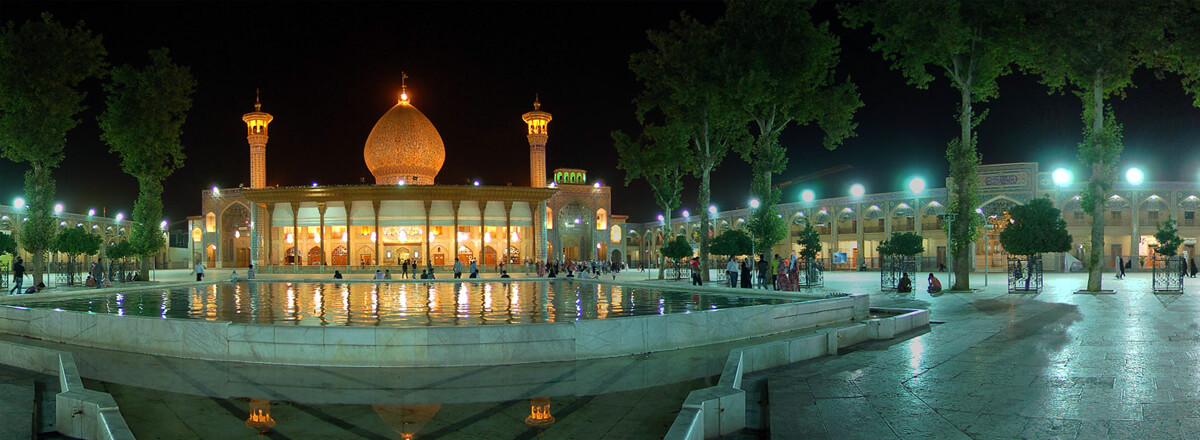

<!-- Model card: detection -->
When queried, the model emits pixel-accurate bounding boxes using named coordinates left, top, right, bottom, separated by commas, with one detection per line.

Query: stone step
left=0, top=372, right=36, bottom=440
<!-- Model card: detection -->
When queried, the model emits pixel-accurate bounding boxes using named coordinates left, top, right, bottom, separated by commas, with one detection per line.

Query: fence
left=1007, top=254, right=1043, bottom=293
left=1153, top=256, right=1186, bottom=292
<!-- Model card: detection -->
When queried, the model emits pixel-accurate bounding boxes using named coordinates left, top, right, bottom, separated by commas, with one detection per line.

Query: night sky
left=4, top=1, right=1200, bottom=231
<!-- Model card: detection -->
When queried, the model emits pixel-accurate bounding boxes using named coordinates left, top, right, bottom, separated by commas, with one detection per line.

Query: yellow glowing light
left=313, top=233, right=321, bottom=242
left=400, top=92, right=408, bottom=101
left=342, top=232, right=348, bottom=242
left=370, top=232, right=377, bottom=242
left=285, top=233, right=294, bottom=244
left=484, top=232, right=492, bottom=243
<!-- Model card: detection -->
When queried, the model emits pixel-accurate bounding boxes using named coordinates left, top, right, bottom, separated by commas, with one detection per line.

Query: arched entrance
left=505, top=246, right=520, bottom=264
left=220, top=203, right=251, bottom=267
left=611, top=249, right=623, bottom=266
left=284, top=247, right=299, bottom=265
left=433, top=245, right=447, bottom=265
left=307, top=246, right=323, bottom=265
left=484, top=246, right=498, bottom=266
left=356, top=245, right=374, bottom=266
left=331, top=246, right=348, bottom=266
left=457, top=245, right=474, bottom=264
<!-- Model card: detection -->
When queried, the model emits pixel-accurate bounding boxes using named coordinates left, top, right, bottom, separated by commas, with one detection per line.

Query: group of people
left=5, top=257, right=41, bottom=294
left=895, top=272, right=941, bottom=293
left=539, top=259, right=623, bottom=279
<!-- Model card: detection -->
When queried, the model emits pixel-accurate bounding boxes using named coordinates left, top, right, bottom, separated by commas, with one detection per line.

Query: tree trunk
left=659, top=216, right=671, bottom=280
left=1086, top=72, right=1106, bottom=292
left=32, top=251, right=44, bottom=287
left=140, top=255, right=151, bottom=282
left=951, top=84, right=973, bottom=291
left=700, top=167, right=712, bottom=282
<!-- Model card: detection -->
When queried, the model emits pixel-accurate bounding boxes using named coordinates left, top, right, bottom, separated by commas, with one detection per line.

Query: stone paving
left=742, top=270, right=1200, bottom=440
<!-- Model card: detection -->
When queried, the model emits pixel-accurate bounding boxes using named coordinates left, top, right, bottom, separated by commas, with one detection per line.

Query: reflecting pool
left=14, top=281, right=791, bottom=327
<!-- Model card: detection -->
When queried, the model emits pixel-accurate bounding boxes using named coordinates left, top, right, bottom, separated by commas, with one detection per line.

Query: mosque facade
left=189, top=83, right=626, bottom=271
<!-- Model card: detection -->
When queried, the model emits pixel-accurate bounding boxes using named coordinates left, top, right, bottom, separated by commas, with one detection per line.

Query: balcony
left=864, top=225, right=884, bottom=233
left=837, top=225, right=856, bottom=234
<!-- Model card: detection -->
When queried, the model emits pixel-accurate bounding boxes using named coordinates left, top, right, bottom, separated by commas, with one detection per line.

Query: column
left=536, top=201, right=545, bottom=262
left=369, top=200, right=379, bottom=268
left=264, top=204, right=273, bottom=268
left=830, top=206, right=839, bottom=266
left=373, top=200, right=381, bottom=268
left=884, top=202, right=892, bottom=237
left=250, top=203, right=260, bottom=268
left=452, top=201, right=459, bottom=267
left=290, top=202, right=300, bottom=272
left=504, top=202, right=513, bottom=268
left=856, top=204, right=865, bottom=268
left=423, top=200, right=432, bottom=266
left=345, top=204, right=352, bottom=269
left=317, top=202, right=327, bottom=267
left=1131, top=190, right=1140, bottom=268
left=914, top=200, right=923, bottom=236
left=479, top=200, right=485, bottom=270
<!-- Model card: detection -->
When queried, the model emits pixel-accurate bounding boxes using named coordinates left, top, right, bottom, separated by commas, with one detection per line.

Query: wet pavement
left=745, top=270, right=1200, bottom=440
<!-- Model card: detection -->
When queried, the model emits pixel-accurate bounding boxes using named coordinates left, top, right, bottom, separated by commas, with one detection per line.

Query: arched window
left=610, top=225, right=622, bottom=243
left=205, top=212, right=216, bottom=232
left=596, top=208, right=608, bottom=230
left=191, top=228, right=202, bottom=242
left=545, top=206, right=554, bottom=229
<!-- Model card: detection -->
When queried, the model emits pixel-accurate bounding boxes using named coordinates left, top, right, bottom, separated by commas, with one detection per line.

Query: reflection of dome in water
left=373, top=403, right=442, bottom=440
left=364, top=90, right=445, bottom=185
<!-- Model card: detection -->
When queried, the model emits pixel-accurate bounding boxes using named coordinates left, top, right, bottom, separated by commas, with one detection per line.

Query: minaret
left=522, top=95, right=552, bottom=188
left=242, top=89, right=274, bottom=189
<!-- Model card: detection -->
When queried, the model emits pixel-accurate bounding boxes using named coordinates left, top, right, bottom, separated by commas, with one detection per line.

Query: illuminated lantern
left=245, top=399, right=276, bottom=434
left=524, top=397, right=555, bottom=429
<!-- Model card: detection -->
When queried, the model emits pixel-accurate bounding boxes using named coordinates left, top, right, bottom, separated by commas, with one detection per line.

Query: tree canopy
left=0, top=13, right=106, bottom=284
left=105, top=240, right=133, bottom=261
left=1016, top=0, right=1173, bottom=291
left=661, top=235, right=694, bottom=262
left=51, top=227, right=102, bottom=258
left=842, top=0, right=1021, bottom=290
left=1154, top=219, right=1184, bottom=258
left=614, top=123, right=689, bottom=279
left=0, top=233, right=15, bottom=256
left=99, top=48, right=195, bottom=279
left=711, top=229, right=753, bottom=257
left=796, top=218, right=822, bottom=262
left=999, top=198, right=1072, bottom=256
left=879, top=232, right=924, bottom=257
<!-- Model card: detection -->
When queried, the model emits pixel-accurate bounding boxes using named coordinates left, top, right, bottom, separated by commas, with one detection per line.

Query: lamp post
left=850, top=184, right=865, bottom=270
left=1053, top=168, right=1072, bottom=270
left=1126, top=167, right=1144, bottom=269
left=908, top=177, right=926, bottom=270
left=943, top=212, right=958, bottom=288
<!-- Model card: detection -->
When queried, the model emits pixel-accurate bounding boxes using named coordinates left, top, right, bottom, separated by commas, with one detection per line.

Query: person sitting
left=230, top=271, right=239, bottom=281
left=333, top=270, right=344, bottom=279
left=566, top=270, right=575, bottom=278
left=24, top=282, right=45, bottom=294
left=373, top=270, right=384, bottom=280
left=897, top=272, right=913, bottom=293
left=247, top=264, right=256, bottom=280
left=419, top=270, right=429, bottom=279
left=500, top=270, right=511, bottom=279
left=384, top=269, right=392, bottom=279
left=85, top=276, right=96, bottom=287
left=927, top=273, right=942, bottom=293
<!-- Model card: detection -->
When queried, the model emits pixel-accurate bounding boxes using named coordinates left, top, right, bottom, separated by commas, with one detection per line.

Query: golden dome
left=363, top=91, right=445, bottom=185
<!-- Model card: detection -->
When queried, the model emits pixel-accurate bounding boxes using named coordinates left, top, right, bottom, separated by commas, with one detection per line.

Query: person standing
left=1190, top=256, right=1198, bottom=278
left=1117, top=256, right=1126, bottom=279
left=726, top=257, right=739, bottom=288
left=9, top=257, right=24, bottom=294
left=402, top=260, right=409, bottom=279
left=756, top=254, right=769, bottom=289
left=454, top=259, right=463, bottom=279
left=194, top=261, right=205, bottom=282
left=92, top=258, right=104, bottom=289
left=740, top=258, right=752, bottom=288
left=690, top=257, right=703, bottom=286
left=247, top=264, right=256, bottom=280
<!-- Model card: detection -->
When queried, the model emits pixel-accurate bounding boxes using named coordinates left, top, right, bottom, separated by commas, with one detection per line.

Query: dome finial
left=254, top=88, right=262, bottom=112
left=399, top=71, right=410, bottom=104
left=533, top=93, right=540, bottom=110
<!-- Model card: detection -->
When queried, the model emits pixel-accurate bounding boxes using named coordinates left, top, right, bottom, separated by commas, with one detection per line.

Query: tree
left=50, top=227, right=102, bottom=285
left=796, top=218, right=822, bottom=263
left=0, top=233, right=15, bottom=256
left=1154, top=219, right=1183, bottom=258
left=711, top=229, right=753, bottom=257
left=660, top=235, right=694, bottom=280
left=105, top=239, right=132, bottom=262
left=999, top=198, right=1072, bottom=256
left=99, top=48, right=196, bottom=280
left=614, top=123, right=690, bottom=280
left=0, top=13, right=107, bottom=285
left=1017, top=1, right=1173, bottom=292
left=718, top=1, right=861, bottom=227
left=746, top=209, right=787, bottom=259
left=843, top=1, right=1022, bottom=290
left=631, top=12, right=744, bottom=282
left=879, top=232, right=925, bottom=257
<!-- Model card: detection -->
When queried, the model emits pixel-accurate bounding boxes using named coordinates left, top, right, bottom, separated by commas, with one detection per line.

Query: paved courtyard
left=726, top=270, right=1200, bottom=440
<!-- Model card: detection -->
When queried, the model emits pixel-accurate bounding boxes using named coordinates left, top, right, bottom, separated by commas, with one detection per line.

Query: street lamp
left=115, top=212, right=124, bottom=222
left=13, top=197, right=25, bottom=210
left=1052, top=168, right=1072, bottom=186
left=682, top=209, right=690, bottom=219
left=53, top=203, right=63, bottom=215
left=657, top=214, right=665, bottom=223
left=907, top=177, right=926, bottom=195
left=748, top=198, right=760, bottom=209
left=801, top=189, right=815, bottom=203
left=849, top=183, right=865, bottom=198
left=1125, top=167, right=1144, bottom=185
left=87, top=208, right=95, bottom=217
left=708, top=205, right=717, bottom=215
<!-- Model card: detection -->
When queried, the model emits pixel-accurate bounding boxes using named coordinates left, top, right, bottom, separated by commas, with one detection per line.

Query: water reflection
left=245, top=398, right=275, bottom=434
left=23, top=281, right=792, bottom=327
left=374, top=403, right=441, bottom=440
